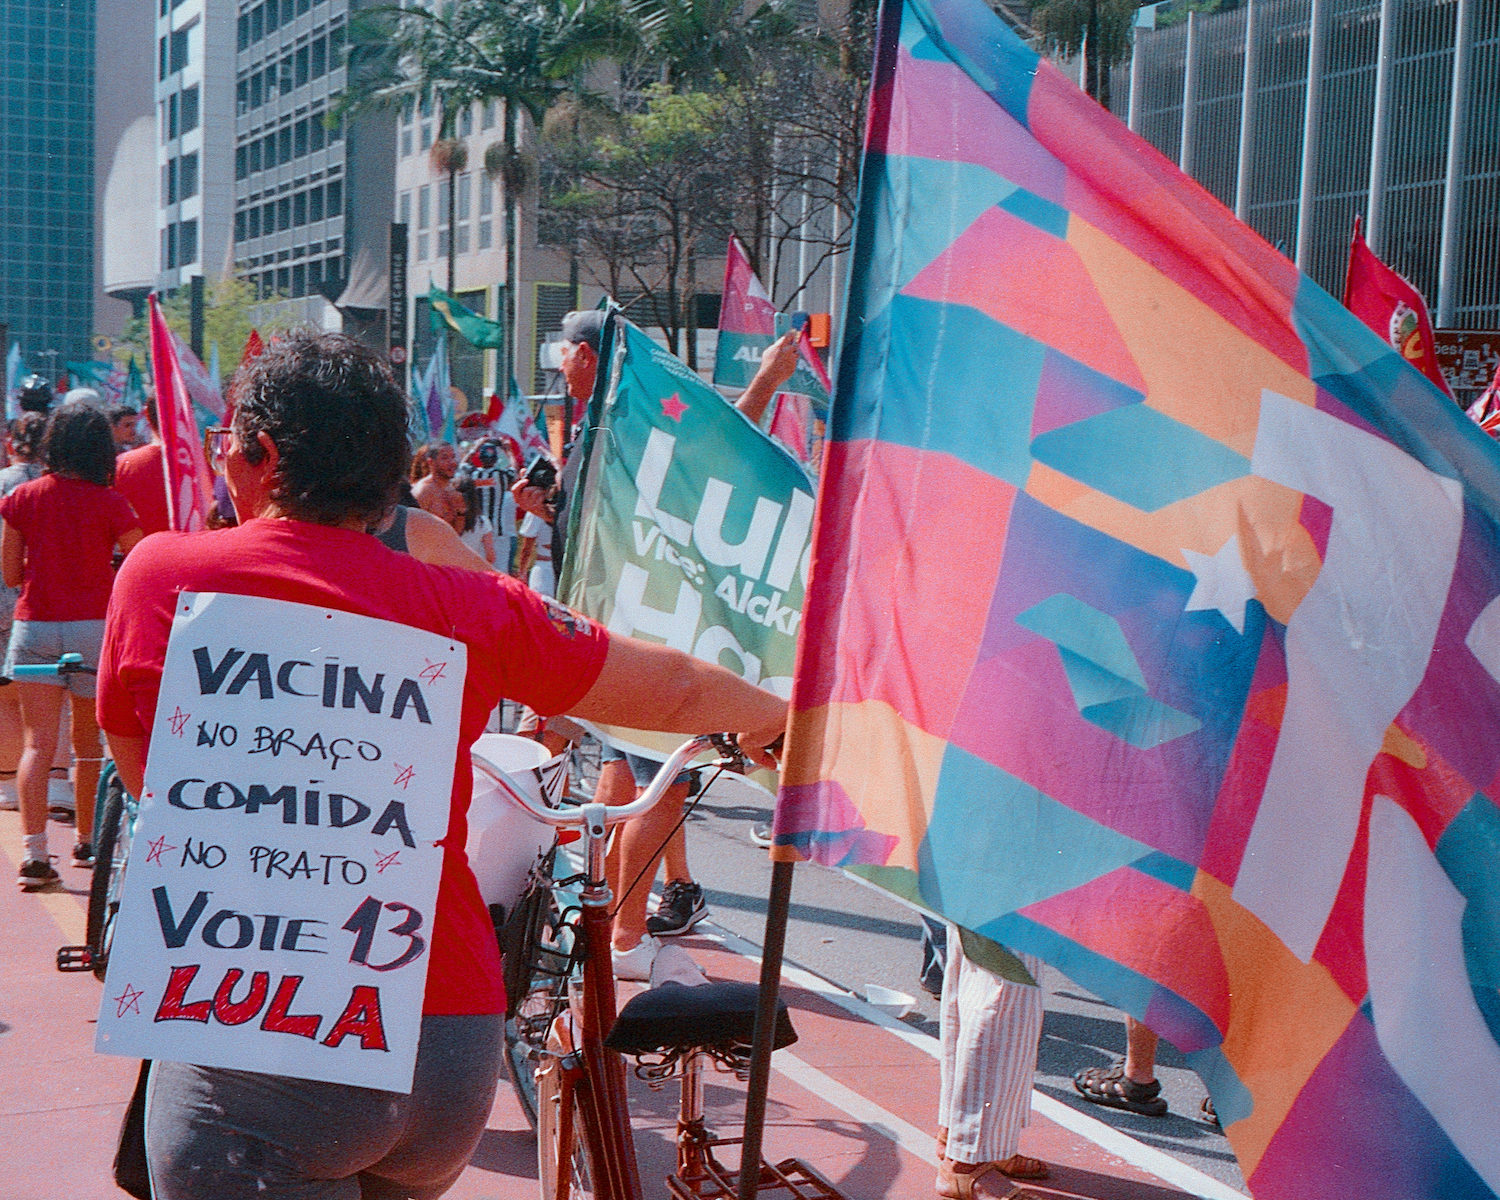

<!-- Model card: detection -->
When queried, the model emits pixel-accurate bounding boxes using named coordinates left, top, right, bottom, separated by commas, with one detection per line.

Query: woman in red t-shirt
left=0, top=402, right=143, bottom=889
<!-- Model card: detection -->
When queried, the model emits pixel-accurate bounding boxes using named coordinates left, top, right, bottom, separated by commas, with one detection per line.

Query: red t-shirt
left=97, top=518, right=610, bottom=1016
left=0, top=474, right=141, bottom=622
left=114, top=444, right=171, bottom=536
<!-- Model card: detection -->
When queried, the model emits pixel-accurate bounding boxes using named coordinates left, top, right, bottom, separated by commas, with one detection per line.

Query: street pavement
left=0, top=793, right=1246, bottom=1200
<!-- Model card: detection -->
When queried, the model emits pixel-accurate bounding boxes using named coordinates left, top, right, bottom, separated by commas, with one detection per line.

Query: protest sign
left=95, top=592, right=466, bottom=1094
left=561, top=313, right=813, bottom=762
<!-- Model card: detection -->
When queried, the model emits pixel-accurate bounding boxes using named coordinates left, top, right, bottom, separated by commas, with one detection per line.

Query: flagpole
left=737, top=858, right=795, bottom=1200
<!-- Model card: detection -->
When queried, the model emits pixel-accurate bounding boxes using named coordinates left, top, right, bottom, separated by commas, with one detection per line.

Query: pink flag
left=767, top=391, right=813, bottom=464
left=1343, top=216, right=1452, bottom=398
left=1466, top=362, right=1500, bottom=437
left=721, top=235, right=776, bottom=336
left=148, top=294, right=216, bottom=532
left=796, top=324, right=831, bottom=393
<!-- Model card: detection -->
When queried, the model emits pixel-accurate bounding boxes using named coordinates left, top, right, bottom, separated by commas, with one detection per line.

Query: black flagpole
left=737, top=857, right=795, bottom=1200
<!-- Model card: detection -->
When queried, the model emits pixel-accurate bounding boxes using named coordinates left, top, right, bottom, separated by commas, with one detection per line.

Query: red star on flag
left=114, top=983, right=144, bottom=1018
left=145, top=835, right=177, bottom=866
left=376, top=850, right=402, bottom=874
left=660, top=393, right=688, bottom=422
left=168, top=706, right=190, bottom=736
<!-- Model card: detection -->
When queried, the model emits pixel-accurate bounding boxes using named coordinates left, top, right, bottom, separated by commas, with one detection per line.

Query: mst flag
left=1344, top=216, right=1453, bottom=398
left=147, top=294, right=215, bottom=532
left=775, top=0, right=1500, bottom=1197
left=561, top=312, right=813, bottom=761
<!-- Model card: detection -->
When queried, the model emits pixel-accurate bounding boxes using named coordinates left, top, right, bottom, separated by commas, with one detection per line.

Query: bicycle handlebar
left=472, top=733, right=731, bottom=828
left=8, top=653, right=96, bottom=680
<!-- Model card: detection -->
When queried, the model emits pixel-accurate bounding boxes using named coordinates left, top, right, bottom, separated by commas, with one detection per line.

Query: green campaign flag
left=712, top=330, right=831, bottom=413
left=428, top=285, right=504, bottom=350
left=561, top=311, right=815, bottom=762
left=67, top=360, right=112, bottom=387
left=124, top=357, right=147, bottom=408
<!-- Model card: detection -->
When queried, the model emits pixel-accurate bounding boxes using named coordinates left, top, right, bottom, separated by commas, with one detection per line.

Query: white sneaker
left=610, top=935, right=658, bottom=982
left=0, top=778, right=16, bottom=811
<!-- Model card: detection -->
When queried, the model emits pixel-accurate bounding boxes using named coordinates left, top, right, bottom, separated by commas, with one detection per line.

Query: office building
left=1115, top=0, right=1499, bottom=330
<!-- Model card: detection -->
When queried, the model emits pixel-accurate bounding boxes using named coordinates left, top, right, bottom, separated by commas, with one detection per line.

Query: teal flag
left=712, top=329, right=831, bottom=413
left=561, top=311, right=814, bottom=762
left=67, top=360, right=112, bottom=388
left=428, top=285, right=504, bottom=350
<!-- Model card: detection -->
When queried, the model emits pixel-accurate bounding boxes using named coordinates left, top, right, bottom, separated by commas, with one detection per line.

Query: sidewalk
left=0, top=813, right=1230, bottom=1200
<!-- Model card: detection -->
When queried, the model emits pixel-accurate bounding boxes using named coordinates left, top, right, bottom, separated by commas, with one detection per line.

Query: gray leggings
left=144, top=1014, right=504, bottom=1200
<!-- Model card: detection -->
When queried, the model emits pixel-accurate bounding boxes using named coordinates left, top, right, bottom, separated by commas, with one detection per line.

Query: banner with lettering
left=95, top=592, right=467, bottom=1093
left=560, top=312, right=813, bottom=761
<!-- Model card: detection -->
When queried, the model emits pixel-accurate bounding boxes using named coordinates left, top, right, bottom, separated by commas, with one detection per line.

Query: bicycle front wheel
left=86, top=772, right=132, bottom=981
left=536, top=1051, right=596, bottom=1200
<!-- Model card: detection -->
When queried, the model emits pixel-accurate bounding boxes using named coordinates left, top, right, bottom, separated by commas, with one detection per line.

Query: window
left=459, top=106, right=473, bottom=137
left=180, top=87, right=199, bottom=133
left=169, top=27, right=189, bottom=74
left=311, top=35, right=325, bottom=78
left=398, top=191, right=410, bottom=226
left=179, top=219, right=198, bottom=266
left=295, top=45, right=308, bottom=87
left=260, top=271, right=273, bottom=299
left=325, top=180, right=341, bottom=216
left=418, top=184, right=430, bottom=229
left=309, top=258, right=323, bottom=290
left=309, top=110, right=324, bottom=151
left=263, top=200, right=275, bottom=232
left=236, top=146, right=247, bottom=180
left=251, top=4, right=264, bottom=41
left=237, top=79, right=249, bottom=116
left=482, top=100, right=496, bottom=130
left=292, top=263, right=306, bottom=297
left=294, top=119, right=307, bottom=157
left=309, top=186, right=323, bottom=221
left=293, top=191, right=307, bottom=226
left=250, top=71, right=262, bottom=109
left=248, top=206, right=261, bottom=238
left=329, top=21, right=344, bottom=62
left=437, top=177, right=449, bottom=227
left=235, top=211, right=247, bottom=242
left=297, top=0, right=309, bottom=14
left=180, top=152, right=198, bottom=199
left=164, top=159, right=178, bottom=205
left=266, top=0, right=279, bottom=32
left=417, top=233, right=428, bottom=260
left=278, top=126, right=292, bottom=163
left=327, top=116, right=342, bottom=143
left=249, top=139, right=262, bottom=173
left=401, top=128, right=412, bottom=158
left=281, top=57, right=294, bottom=95
left=478, top=177, right=493, bottom=249
left=167, top=93, right=179, bottom=140
left=457, top=172, right=471, bottom=222
left=278, top=197, right=291, bottom=231
left=238, top=14, right=249, bottom=50
left=158, top=35, right=166, bottom=81
left=164, top=223, right=177, bottom=269
left=277, top=267, right=290, bottom=293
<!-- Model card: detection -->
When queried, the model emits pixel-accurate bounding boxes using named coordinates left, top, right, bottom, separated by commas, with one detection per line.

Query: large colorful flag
left=147, top=294, right=215, bottom=531
left=428, top=284, right=505, bottom=350
left=169, top=327, right=226, bottom=433
left=561, top=311, right=813, bottom=762
left=1344, top=215, right=1453, bottom=398
left=774, top=0, right=1500, bottom=1196
left=494, top=377, right=550, bottom=461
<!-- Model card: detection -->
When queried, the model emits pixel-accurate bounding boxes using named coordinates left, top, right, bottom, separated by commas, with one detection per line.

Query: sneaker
left=0, top=777, right=17, bottom=811
left=71, top=841, right=94, bottom=868
left=611, top=935, right=658, bottom=982
left=749, top=822, right=773, bottom=848
left=16, top=859, right=60, bottom=891
left=646, top=880, right=707, bottom=937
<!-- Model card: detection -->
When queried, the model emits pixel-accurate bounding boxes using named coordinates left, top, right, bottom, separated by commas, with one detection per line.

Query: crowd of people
left=1, top=318, right=1167, bottom=1200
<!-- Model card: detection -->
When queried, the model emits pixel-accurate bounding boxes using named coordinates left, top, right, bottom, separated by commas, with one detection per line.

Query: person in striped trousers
left=936, top=926, right=1049, bottom=1199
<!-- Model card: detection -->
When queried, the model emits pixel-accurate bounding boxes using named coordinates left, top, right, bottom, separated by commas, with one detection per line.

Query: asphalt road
left=672, top=771, right=1248, bottom=1196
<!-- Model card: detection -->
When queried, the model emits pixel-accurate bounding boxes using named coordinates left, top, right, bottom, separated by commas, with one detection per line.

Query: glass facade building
left=1, top=0, right=97, bottom=372
left=1114, top=0, right=1499, bottom=330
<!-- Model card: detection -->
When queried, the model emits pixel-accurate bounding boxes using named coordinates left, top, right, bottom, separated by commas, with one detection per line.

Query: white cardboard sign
left=95, top=592, right=467, bottom=1093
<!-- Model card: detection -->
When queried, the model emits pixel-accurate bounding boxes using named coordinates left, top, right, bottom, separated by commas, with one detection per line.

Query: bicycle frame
left=473, top=733, right=722, bottom=1200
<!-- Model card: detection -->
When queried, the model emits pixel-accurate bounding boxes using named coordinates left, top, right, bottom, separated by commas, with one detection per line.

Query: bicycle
left=11, top=653, right=137, bottom=982
left=474, top=734, right=847, bottom=1200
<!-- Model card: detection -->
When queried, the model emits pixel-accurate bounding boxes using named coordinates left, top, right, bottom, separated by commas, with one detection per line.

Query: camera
left=524, top=453, right=558, bottom=492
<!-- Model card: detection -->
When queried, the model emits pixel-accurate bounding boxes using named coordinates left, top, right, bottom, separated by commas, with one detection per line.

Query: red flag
left=1466, top=362, right=1500, bottom=437
left=148, top=294, right=216, bottom=532
left=720, top=235, right=776, bottom=336
left=1343, top=216, right=1452, bottom=397
left=239, top=329, right=265, bottom=368
left=796, top=324, right=832, bottom=393
left=767, top=390, right=813, bottom=464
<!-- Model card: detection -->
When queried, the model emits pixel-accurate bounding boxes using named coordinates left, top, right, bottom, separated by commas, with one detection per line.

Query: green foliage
left=115, top=277, right=274, bottom=385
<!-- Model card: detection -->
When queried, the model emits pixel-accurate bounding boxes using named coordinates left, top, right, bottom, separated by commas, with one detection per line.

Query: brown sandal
left=997, top=1155, right=1049, bottom=1180
left=937, top=1157, right=1050, bottom=1198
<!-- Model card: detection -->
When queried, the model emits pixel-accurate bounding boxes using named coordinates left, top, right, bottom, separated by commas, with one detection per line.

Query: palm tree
left=343, top=0, right=626, bottom=387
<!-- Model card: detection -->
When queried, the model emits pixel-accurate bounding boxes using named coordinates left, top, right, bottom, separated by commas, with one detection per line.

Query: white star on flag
left=1182, top=536, right=1257, bottom=634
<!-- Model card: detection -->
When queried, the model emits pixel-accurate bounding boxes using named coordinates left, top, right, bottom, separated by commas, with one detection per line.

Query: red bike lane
left=0, top=819, right=1227, bottom=1200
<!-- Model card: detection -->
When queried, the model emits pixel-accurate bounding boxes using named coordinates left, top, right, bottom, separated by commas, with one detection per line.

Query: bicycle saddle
left=605, top=981, right=798, bottom=1055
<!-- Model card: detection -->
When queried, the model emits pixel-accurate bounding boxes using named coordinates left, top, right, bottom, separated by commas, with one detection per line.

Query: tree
left=1030, top=0, right=1136, bottom=107
left=344, top=0, right=630, bottom=387
left=115, top=277, right=266, bottom=384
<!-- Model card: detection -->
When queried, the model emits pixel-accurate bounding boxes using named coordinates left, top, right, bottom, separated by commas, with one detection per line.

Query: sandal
left=996, top=1155, right=1049, bottom=1180
left=1073, top=1063, right=1168, bottom=1117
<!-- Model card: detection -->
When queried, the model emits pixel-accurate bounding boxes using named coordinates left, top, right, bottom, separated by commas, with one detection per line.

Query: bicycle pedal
left=56, top=945, right=95, bottom=973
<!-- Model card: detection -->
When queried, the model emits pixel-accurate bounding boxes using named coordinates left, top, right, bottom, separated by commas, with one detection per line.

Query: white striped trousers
left=937, top=929, right=1043, bottom=1165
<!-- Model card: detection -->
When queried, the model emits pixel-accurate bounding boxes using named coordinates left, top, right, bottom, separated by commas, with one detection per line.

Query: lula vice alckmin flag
left=561, top=311, right=813, bottom=762
left=774, top=0, right=1500, bottom=1196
